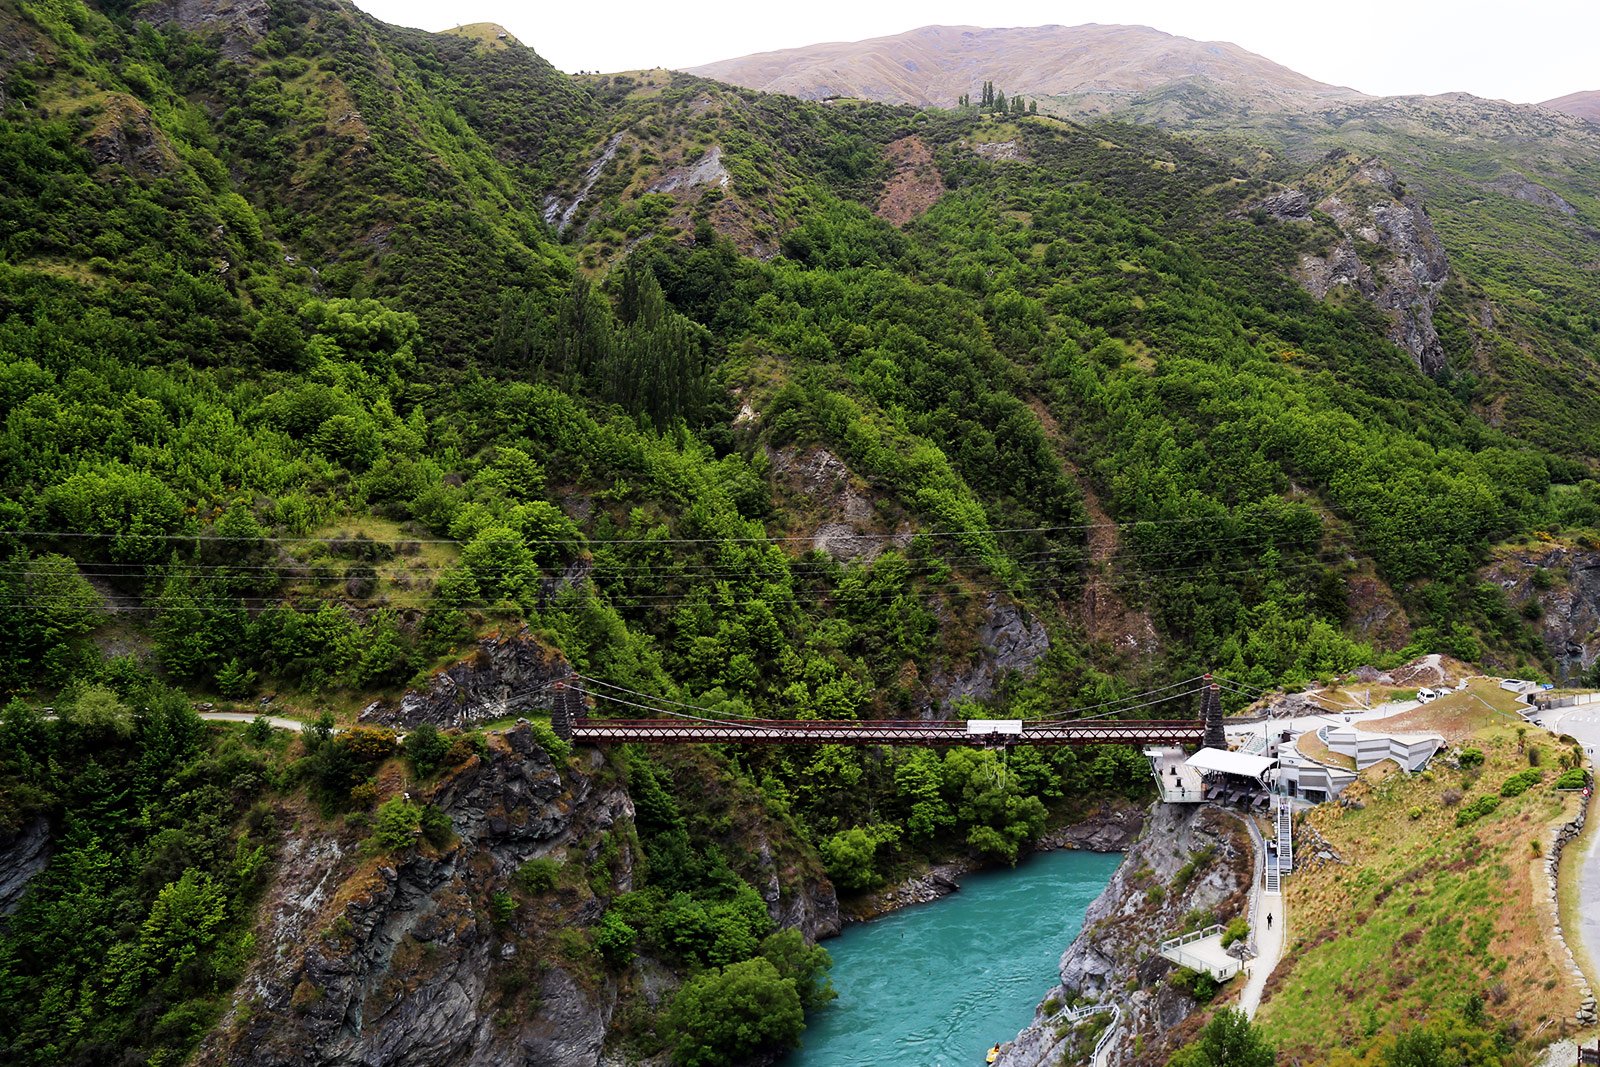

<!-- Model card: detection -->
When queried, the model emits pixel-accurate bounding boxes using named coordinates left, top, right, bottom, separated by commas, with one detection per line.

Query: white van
left=1417, top=687, right=1438, bottom=703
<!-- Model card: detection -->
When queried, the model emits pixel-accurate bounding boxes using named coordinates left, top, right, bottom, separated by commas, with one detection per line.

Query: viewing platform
left=1158, top=925, right=1242, bottom=982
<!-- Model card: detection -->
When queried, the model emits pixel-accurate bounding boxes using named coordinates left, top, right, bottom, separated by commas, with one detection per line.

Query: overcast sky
left=350, top=0, right=1596, bottom=104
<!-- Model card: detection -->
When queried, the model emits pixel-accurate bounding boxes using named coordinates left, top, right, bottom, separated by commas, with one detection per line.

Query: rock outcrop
left=0, top=816, right=51, bottom=918
left=1272, top=153, right=1452, bottom=376
left=768, top=444, right=910, bottom=563
left=997, top=803, right=1254, bottom=1067
left=1485, top=545, right=1600, bottom=681
left=929, top=592, right=1051, bottom=710
left=199, top=726, right=634, bottom=1067
left=199, top=726, right=840, bottom=1066
left=139, top=0, right=271, bottom=60
left=360, top=629, right=568, bottom=728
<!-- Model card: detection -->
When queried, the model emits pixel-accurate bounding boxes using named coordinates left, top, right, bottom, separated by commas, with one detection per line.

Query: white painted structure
left=1158, top=925, right=1242, bottom=981
left=1145, top=745, right=1206, bottom=804
left=1275, top=737, right=1357, bottom=802
left=1185, top=748, right=1278, bottom=780
left=966, top=719, right=1023, bottom=735
left=1322, top=726, right=1443, bottom=772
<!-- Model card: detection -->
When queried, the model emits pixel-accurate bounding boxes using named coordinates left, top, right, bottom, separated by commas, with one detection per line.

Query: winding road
left=198, top=710, right=321, bottom=732
left=1543, top=705, right=1600, bottom=985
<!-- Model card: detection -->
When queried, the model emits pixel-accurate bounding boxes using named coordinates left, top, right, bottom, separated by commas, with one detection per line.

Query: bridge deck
left=566, top=718, right=1204, bottom=746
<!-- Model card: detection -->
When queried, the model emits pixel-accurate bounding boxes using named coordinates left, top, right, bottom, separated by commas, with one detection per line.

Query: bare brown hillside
left=1544, top=89, right=1600, bottom=122
left=681, top=23, right=1364, bottom=110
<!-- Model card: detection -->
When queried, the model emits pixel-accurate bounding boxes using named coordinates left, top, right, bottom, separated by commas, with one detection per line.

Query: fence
left=1158, top=925, right=1243, bottom=981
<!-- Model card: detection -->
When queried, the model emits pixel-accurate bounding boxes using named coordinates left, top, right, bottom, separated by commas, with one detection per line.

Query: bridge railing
left=565, top=717, right=1206, bottom=747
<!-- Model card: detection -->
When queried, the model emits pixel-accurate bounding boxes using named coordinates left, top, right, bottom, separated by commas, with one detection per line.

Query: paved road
left=199, top=711, right=334, bottom=733
left=1544, top=706, right=1600, bottom=983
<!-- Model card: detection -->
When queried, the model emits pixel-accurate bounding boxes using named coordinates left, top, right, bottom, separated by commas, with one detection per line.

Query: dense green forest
left=3, top=0, right=1600, bottom=1063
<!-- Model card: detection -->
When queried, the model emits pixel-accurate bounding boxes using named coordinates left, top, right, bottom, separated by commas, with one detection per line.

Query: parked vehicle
left=1417, top=687, right=1438, bottom=703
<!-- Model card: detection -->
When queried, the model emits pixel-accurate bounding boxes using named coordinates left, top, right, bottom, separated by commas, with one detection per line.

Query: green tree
left=664, top=957, right=805, bottom=1067
left=759, top=928, right=836, bottom=1012
left=404, top=723, right=450, bottom=777
left=1167, top=1008, right=1276, bottom=1067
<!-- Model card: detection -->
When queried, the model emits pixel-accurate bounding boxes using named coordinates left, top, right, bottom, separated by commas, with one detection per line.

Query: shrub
left=1440, top=788, right=1463, bottom=807
left=366, top=797, right=422, bottom=853
left=1458, top=748, right=1485, bottom=769
left=758, top=929, right=835, bottom=1012
left=404, top=723, right=451, bottom=777
left=245, top=715, right=274, bottom=745
left=419, top=804, right=453, bottom=847
left=1169, top=966, right=1219, bottom=1002
left=1220, top=917, right=1251, bottom=948
left=1556, top=768, right=1588, bottom=789
left=1455, top=795, right=1501, bottom=827
left=594, top=911, right=637, bottom=966
left=490, top=891, right=517, bottom=925
left=529, top=719, right=571, bottom=763
left=1167, top=1008, right=1273, bottom=1067
left=517, top=857, right=560, bottom=894
left=820, top=825, right=898, bottom=891
left=1500, top=769, right=1543, bottom=797
left=1407, top=806, right=1423, bottom=820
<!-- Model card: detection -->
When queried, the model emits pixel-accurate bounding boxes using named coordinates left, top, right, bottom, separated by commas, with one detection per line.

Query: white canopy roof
left=1186, top=748, right=1278, bottom=779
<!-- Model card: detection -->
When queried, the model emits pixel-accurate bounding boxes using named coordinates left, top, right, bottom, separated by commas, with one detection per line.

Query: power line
left=0, top=503, right=1347, bottom=547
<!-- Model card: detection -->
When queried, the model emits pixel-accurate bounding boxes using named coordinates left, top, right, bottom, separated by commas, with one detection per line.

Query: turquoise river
left=789, top=849, right=1122, bottom=1067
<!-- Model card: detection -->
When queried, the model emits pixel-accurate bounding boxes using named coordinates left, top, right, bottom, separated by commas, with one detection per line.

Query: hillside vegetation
left=4, top=2, right=1600, bottom=1064
left=1255, top=700, right=1589, bottom=1063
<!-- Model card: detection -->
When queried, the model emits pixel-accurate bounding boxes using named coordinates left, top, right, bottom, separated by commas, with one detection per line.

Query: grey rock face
left=1491, top=547, right=1600, bottom=682
left=769, top=445, right=909, bottom=563
left=198, top=727, right=630, bottom=1067
left=0, top=817, right=51, bottom=918
left=997, top=803, right=1253, bottom=1067
left=138, top=0, right=270, bottom=60
left=198, top=727, right=839, bottom=1067
left=361, top=629, right=568, bottom=728
left=1273, top=156, right=1453, bottom=376
left=1490, top=172, right=1578, bottom=216
left=930, top=593, right=1050, bottom=710
left=1259, top=189, right=1311, bottom=220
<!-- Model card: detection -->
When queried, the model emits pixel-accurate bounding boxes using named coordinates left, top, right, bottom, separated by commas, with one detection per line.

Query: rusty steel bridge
left=549, top=677, right=1230, bottom=749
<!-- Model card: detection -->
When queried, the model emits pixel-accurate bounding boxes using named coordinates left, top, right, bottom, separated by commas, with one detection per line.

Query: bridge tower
left=1202, top=675, right=1226, bottom=750
left=551, top=677, right=585, bottom=741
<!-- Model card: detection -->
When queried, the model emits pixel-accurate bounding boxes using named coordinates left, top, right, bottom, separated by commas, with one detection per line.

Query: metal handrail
left=1159, top=924, right=1226, bottom=952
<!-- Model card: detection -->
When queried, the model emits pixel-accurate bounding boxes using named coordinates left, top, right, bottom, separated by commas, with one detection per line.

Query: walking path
left=1234, top=813, right=1286, bottom=1019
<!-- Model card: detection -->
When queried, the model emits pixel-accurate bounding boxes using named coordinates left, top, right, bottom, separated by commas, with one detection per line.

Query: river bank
left=996, top=801, right=1255, bottom=1067
left=790, top=850, right=1123, bottom=1067
left=840, top=798, right=1146, bottom=922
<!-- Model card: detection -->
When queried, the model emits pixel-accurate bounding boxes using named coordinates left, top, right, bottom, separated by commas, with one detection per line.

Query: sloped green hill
left=4, top=4, right=1600, bottom=1064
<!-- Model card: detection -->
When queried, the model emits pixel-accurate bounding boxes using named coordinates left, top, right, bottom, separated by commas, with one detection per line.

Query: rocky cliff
left=197, top=725, right=838, bottom=1066
left=361, top=629, right=569, bottom=728
left=0, top=816, right=50, bottom=918
left=1485, top=544, right=1600, bottom=682
left=996, top=802, right=1255, bottom=1067
left=1267, top=153, right=1452, bottom=376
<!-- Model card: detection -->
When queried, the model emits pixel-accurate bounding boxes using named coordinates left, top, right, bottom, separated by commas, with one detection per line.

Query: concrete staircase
left=1264, top=796, right=1292, bottom=893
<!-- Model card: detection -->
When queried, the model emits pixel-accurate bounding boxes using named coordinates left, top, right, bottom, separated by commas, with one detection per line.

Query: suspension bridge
left=549, top=674, right=1244, bottom=749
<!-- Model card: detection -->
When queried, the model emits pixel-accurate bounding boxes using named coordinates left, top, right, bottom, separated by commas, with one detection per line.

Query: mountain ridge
left=1544, top=89, right=1600, bottom=122
left=682, top=22, right=1366, bottom=109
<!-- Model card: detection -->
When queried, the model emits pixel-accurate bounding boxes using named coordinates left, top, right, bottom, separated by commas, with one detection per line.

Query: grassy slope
left=1256, top=690, right=1588, bottom=1062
